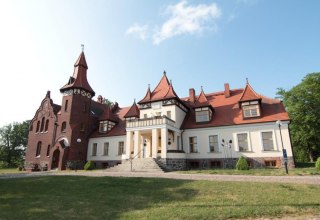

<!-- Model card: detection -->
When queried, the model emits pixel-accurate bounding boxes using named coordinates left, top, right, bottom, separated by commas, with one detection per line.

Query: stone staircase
left=105, top=158, right=166, bottom=173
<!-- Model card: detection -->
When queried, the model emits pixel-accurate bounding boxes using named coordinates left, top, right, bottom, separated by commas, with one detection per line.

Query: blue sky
left=0, top=0, right=319, bottom=127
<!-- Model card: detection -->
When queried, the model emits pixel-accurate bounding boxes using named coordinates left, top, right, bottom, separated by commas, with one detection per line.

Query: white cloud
left=152, top=1, right=221, bottom=44
left=126, top=23, right=149, bottom=40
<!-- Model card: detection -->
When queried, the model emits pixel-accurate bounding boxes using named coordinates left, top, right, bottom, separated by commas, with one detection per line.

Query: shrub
left=316, top=157, right=320, bottom=170
left=236, top=156, right=249, bottom=170
left=0, top=161, right=9, bottom=169
left=84, top=161, right=95, bottom=170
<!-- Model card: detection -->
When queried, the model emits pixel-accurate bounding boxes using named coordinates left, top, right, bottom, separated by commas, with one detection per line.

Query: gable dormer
left=124, top=100, right=140, bottom=121
left=98, top=106, right=118, bottom=133
left=239, top=81, right=262, bottom=119
left=193, top=88, right=213, bottom=123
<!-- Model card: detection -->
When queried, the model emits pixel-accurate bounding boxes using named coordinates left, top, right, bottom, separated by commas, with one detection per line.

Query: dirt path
left=1, top=171, right=320, bottom=185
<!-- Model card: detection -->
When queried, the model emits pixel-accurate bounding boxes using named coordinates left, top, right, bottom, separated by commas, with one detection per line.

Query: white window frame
left=189, top=136, right=198, bottom=153
left=103, top=142, right=109, bottom=156
left=260, top=130, right=277, bottom=152
left=208, top=134, right=220, bottom=153
left=234, top=132, right=251, bottom=152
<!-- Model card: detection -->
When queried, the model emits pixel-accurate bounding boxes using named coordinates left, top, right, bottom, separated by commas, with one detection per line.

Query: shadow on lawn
left=0, top=176, right=197, bottom=219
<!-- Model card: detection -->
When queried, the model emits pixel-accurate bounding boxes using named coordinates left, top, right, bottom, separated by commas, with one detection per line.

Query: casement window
left=209, top=135, right=219, bottom=152
left=46, top=145, right=50, bottom=157
left=64, top=100, right=68, bottom=112
left=261, top=132, right=274, bottom=151
left=118, top=141, right=125, bottom=155
left=144, top=114, right=147, bottom=119
left=241, top=101, right=260, bottom=118
left=92, top=143, right=97, bottom=156
left=195, top=107, right=212, bottom=122
left=99, top=120, right=116, bottom=133
left=36, top=142, right=42, bottom=157
left=237, top=133, right=249, bottom=152
left=167, top=111, right=171, bottom=119
left=36, top=121, right=40, bottom=133
left=61, top=122, right=67, bottom=132
left=103, top=142, right=109, bottom=156
left=265, top=160, right=277, bottom=167
left=189, top=137, right=198, bottom=153
left=40, top=117, right=45, bottom=132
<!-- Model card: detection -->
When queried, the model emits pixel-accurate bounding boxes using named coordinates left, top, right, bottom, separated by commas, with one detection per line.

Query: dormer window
left=195, top=107, right=212, bottom=123
left=99, top=120, right=115, bottom=133
left=241, top=101, right=260, bottom=118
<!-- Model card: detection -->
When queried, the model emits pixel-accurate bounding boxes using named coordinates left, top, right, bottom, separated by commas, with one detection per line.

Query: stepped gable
left=138, top=71, right=180, bottom=104
left=124, top=100, right=140, bottom=118
left=60, top=52, right=95, bottom=96
left=181, top=85, right=289, bottom=129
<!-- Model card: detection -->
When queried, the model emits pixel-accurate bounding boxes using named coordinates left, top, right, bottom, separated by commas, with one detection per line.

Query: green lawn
left=179, top=167, right=320, bottom=176
left=0, top=176, right=319, bottom=219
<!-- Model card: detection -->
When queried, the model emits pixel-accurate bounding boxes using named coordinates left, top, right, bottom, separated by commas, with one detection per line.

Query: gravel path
left=1, top=171, right=320, bottom=185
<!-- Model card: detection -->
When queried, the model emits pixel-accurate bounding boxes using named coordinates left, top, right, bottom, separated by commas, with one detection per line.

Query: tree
left=0, top=121, right=29, bottom=167
left=277, top=72, right=320, bottom=162
left=103, top=98, right=113, bottom=107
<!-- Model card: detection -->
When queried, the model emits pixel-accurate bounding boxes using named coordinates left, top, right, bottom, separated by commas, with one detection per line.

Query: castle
left=25, top=51, right=294, bottom=171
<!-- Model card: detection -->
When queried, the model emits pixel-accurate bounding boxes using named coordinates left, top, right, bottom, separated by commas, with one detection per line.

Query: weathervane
left=81, top=44, right=84, bottom=52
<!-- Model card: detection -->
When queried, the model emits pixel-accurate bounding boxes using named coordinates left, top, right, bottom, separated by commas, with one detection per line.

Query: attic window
left=195, top=107, right=212, bottom=122
left=241, top=101, right=260, bottom=118
left=99, top=120, right=116, bottom=133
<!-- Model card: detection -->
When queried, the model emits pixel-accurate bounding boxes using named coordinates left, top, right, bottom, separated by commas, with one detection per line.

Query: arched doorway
left=51, top=149, right=60, bottom=170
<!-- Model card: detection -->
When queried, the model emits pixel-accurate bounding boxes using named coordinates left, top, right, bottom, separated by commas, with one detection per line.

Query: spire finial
left=148, top=84, right=150, bottom=89
left=246, top=78, right=249, bottom=84
left=134, top=98, right=136, bottom=104
left=170, top=79, right=172, bottom=85
left=201, top=86, right=203, bottom=91
left=163, top=70, right=166, bottom=76
left=81, top=44, right=84, bottom=52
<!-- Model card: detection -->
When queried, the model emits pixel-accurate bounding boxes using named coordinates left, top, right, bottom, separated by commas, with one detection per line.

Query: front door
left=51, top=149, right=60, bottom=169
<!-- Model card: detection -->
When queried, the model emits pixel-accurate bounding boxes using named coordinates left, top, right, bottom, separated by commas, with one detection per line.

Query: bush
left=316, top=157, right=320, bottom=170
left=0, top=161, right=9, bottom=169
left=84, top=161, right=95, bottom=170
left=236, top=156, right=249, bottom=170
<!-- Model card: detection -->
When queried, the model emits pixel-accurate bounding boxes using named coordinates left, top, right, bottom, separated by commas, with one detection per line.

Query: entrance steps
left=105, top=158, right=165, bottom=173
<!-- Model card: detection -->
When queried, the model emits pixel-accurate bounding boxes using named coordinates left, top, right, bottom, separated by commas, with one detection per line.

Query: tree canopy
left=277, top=72, right=320, bottom=162
left=0, top=121, right=29, bottom=168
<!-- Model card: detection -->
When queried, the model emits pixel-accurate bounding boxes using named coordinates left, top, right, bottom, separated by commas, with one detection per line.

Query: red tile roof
left=138, top=72, right=180, bottom=104
left=181, top=88, right=289, bottom=129
left=193, top=88, right=209, bottom=108
left=99, top=106, right=118, bottom=122
left=239, top=82, right=261, bottom=102
left=124, top=101, right=140, bottom=118
left=60, top=52, right=95, bottom=96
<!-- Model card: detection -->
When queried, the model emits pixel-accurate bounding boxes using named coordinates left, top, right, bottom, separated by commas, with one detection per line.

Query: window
left=80, top=123, right=85, bottom=132
left=242, top=102, right=260, bottom=118
left=189, top=137, right=198, bottom=153
left=64, top=100, right=68, bottom=112
left=237, top=133, right=249, bottom=151
left=46, top=145, right=50, bottom=157
left=209, top=135, right=219, bottom=152
left=29, top=125, right=33, bottom=132
left=99, top=121, right=116, bottom=133
left=92, top=143, right=97, bottom=156
left=118, top=141, right=125, bottom=155
left=103, top=142, right=109, bottom=156
left=45, top=119, right=49, bottom=132
left=36, top=121, right=40, bottom=133
left=40, top=117, right=45, bottom=132
left=262, top=132, right=274, bottom=151
left=167, top=111, right=171, bottom=119
left=265, top=160, right=277, bottom=167
left=36, top=142, right=42, bottom=157
left=195, top=107, right=212, bottom=122
left=61, top=122, right=67, bottom=132
left=211, top=161, right=222, bottom=169
left=144, top=114, right=147, bottom=119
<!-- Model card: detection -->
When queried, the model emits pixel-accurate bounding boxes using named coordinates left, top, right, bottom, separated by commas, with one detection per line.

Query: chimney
left=224, top=83, right=230, bottom=98
left=189, top=88, right=196, bottom=103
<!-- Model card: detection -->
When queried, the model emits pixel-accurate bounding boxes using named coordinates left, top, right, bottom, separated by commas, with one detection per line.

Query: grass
left=0, top=176, right=319, bottom=219
left=179, top=166, right=320, bottom=176
left=0, top=168, right=27, bottom=174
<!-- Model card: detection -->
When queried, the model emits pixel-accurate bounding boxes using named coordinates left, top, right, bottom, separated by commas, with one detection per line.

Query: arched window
left=45, top=119, right=49, bottom=132
left=46, top=145, right=50, bottom=157
left=40, top=117, right=45, bottom=132
left=36, top=141, right=42, bottom=157
left=61, top=122, right=67, bottom=132
left=29, top=124, right=33, bottom=132
left=36, top=121, right=40, bottom=133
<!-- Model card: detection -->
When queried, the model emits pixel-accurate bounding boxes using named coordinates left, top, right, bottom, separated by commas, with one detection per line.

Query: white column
left=126, top=131, right=132, bottom=159
left=161, top=128, right=167, bottom=158
left=134, top=131, right=140, bottom=158
left=152, top=129, right=158, bottom=158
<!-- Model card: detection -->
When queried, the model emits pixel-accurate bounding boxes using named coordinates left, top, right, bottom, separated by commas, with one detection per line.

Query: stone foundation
left=93, top=160, right=121, bottom=169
